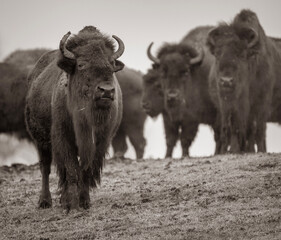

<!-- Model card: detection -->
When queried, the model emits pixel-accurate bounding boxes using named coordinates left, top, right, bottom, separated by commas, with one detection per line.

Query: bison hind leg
left=112, top=124, right=128, bottom=159
left=37, top=147, right=52, bottom=208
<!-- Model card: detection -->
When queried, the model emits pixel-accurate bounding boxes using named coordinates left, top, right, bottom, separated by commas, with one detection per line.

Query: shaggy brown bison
left=0, top=63, right=30, bottom=140
left=112, top=67, right=147, bottom=159
left=142, top=66, right=190, bottom=157
left=0, top=49, right=49, bottom=141
left=147, top=26, right=221, bottom=155
left=4, top=48, right=51, bottom=71
left=25, top=26, right=125, bottom=210
left=207, top=9, right=281, bottom=152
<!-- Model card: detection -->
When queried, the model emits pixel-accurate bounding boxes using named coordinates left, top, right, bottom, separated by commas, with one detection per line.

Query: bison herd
left=1, top=9, right=280, bottom=210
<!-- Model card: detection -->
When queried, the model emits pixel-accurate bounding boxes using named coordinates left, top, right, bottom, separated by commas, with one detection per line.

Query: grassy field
left=0, top=153, right=281, bottom=239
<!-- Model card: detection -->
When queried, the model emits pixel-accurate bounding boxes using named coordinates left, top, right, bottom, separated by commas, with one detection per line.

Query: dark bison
left=4, top=48, right=51, bottom=71
left=112, top=67, right=147, bottom=159
left=147, top=26, right=221, bottom=155
left=207, top=9, right=281, bottom=152
left=0, top=49, right=49, bottom=141
left=25, top=26, right=125, bottom=210
left=0, top=63, right=30, bottom=140
left=142, top=66, right=190, bottom=157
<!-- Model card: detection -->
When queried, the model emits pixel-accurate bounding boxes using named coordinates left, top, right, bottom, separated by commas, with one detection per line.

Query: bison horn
left=246, top=27, right=259, bottom=48
left=190, top=47, right=204, bottom=65
left=111, top=35, right=125, bottom=60
left=147, top=42, right=160, bottom=64
left=59, top=31, right=75, bottom=60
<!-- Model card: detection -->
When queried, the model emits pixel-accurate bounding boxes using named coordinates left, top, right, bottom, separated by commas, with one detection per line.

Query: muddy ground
left=0, top=153, right=281, bottom=240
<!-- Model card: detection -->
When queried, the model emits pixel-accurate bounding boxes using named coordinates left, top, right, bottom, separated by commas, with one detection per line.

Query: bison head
left=147, top=42, right=204, bottom=122
left=57, top=28, right=125, bottom=115
left=141, top=65, right=164, bottom=118
left=207, top=24, right=257, bottom=101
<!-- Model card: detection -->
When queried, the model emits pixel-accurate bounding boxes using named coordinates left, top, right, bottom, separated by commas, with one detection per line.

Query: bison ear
left=207, top=28, right=220, bottom=55
left=152, top=63, right=160, bottom=70
left=57, top=55, right=76, bottom=74
left=113, top=60, right=125, bottom=72
left=238, top=27, right=259, bottom=48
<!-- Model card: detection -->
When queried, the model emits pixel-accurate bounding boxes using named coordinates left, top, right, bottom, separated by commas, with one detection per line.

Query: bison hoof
left=61, top=184, right=79, bottom=210
left=38, top=195, right=52, bottom=208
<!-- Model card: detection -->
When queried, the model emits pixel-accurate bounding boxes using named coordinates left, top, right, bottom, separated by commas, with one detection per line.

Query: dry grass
left=0, top=153, right=281, bottom=239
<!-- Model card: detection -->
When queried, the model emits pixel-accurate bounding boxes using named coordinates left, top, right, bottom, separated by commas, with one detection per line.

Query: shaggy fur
left=0, top=49, right=50, bottom=141
left=207, top=9, right=281, bottom=152
left=25, top=26, right=124, bottom=210
left=4, top=48, right=50, bottom=71
left=112, top=67, right=147, bottom=159
left=147, top=26, right=220, bottom=156
left=142, top=67, right=193, bottom=157
left=0, top=63, right=30, bottom=140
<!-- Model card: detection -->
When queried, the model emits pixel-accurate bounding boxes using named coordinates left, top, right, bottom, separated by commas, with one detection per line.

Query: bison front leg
left=73, top=117, right=97, bottom=209
left=163, top=111, right=179, bottom=158
left=52, top=125, right=80, bottom=210
left=127, top=123, right=146, bottom=159
left=180, top=121, right=198, bottom=157
left=111, top=123, right=128, bottom=159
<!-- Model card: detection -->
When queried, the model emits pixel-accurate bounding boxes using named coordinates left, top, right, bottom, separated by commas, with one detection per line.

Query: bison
left=0, top=49, right=49, bottom=141
left=112, top=67, right=147, bottom=159
left=142, top=66, right=190, bottom=157
left=207, top=24, right=250, bottom=153
left=147, top=26, right=221, bottom=155
left=25, top=26, right=125, bottom=210
left=207, top=9, right=281, bottom=152
left=0, top=63, right=30, bottom=140
left=4, top=48, right=51, bottom=71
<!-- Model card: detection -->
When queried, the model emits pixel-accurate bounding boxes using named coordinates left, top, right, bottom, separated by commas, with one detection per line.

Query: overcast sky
left=1, top=0, right=281, bottom=159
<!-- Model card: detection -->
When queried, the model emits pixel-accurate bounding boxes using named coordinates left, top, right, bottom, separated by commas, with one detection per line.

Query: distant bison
left=147, top=26, right=220, bottom=156
left=4, top=48, right=51, bottom=71
left=142, top=66, right=190, bottom=157
left=207, top=9, right=281, bottom=152
left=0, top=63, right=30, bottom=140
left=0, top=49, right=49, bottom=141
left=25, top=26, right=125, bottom=210
left=112, top=67, right=147, bottom=159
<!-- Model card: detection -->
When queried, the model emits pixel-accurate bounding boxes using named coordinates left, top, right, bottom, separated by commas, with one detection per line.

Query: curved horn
left=190, top=47, right=204, bottom=65
left=246, top=27, right=259, bottom=48
left=111, top=35, right=125, bottom=60
left=147, top=42, right=160, bottom=64
left=59, top=31, right=75, bottom=59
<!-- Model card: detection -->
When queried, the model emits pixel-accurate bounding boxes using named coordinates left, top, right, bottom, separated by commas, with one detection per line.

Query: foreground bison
left=112, top=68, right=147, bottom=159
left=147, top=26, right=220, bottom=155
left=25, top=26, right=125, bottom=210
left=207, top=9, right=281, bottom=152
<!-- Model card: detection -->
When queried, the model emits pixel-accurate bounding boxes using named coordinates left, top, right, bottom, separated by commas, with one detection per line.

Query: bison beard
left=25, top=26, right=124, bottom=210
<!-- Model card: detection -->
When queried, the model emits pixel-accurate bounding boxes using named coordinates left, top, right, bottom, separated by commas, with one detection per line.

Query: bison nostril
left=220, top=77, right=234, bottom=87
left=142, top=101, right=150, bottom=109
left=98, top=86, right=105, bottom=92
left=97, top=85, right=115, bottom=99
left=167, top=94, right=179, bottom=102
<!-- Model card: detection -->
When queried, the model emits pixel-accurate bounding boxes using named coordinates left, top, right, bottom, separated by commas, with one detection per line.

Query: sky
left=1, top=0, right=281, bottom=160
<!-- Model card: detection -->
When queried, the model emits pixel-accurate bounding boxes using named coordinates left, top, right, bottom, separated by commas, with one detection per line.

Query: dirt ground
left=0, top=153, right=281, bottom=240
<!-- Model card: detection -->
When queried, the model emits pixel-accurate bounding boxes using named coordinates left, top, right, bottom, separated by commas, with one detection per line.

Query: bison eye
left=180, top=70, right=189, bottom=77
left=77, top=61, right=88, bottom=70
